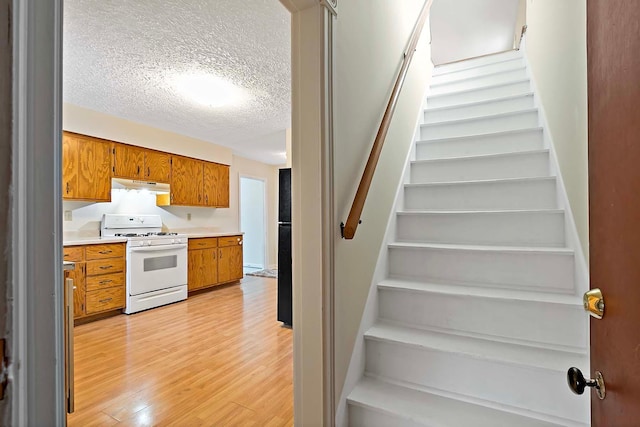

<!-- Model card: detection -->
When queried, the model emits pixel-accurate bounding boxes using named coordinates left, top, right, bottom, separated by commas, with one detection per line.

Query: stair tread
left=421, top=108, right=538, bottom=128
left=397, top=208, right=564, bottom=216
left=388, top=241, right=573, bottom=255
left=434, top=52, right=524, bottom=75
left=412, top=148, right=549, bottom=164
left=365, top=323, right=586, bottom=371
left=427, top=78, right=530, bottom=99
left=416, top=126, right=543, bottom=145
left=405, top=175, right=555, bottom=188
left=430, top=66, right=527, bottom=88
left=348, top=377, right=570, bottom=427
left=378, top=278, right=581, bottom=306
left=424, top=92, right=534, bottom=113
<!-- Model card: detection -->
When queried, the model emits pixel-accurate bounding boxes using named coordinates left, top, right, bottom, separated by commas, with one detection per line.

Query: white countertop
left=63, top=236, right=128, bottom=246
left=183, top=231, right=244, bottom=239
left=63, top=231, right=243, bottom=246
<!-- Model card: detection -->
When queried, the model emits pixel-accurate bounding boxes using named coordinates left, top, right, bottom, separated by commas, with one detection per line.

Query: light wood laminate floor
left=67, top=277, right=293, bottom=426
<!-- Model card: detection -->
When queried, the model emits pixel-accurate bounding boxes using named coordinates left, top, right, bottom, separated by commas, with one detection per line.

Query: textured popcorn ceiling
left=63, top=0, right=290, bottom=165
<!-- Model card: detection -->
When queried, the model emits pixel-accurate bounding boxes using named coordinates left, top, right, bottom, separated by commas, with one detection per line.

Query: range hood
left=111, top=178, right=170, bottom=193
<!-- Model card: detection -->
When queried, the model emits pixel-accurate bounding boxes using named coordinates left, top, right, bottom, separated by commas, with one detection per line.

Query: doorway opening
left=240, top=176, right=267, bottom=274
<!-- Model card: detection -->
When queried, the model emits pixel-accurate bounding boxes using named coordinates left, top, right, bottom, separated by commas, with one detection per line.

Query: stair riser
left=378, top=289, right=586, bottom=349
left=404, top=179, right=557, bottom=211
left=424, top=95, right=535, bottom=123
left=428, top=81, right=531, bottom=109
left=421, top=111, right=538, bottom=140
left=411, top=151, right=550, bottom=183
left=430, top=68, right=528, bottom=96
left=349, top=405, right=424, bottom=427
left=433, top=54, right=524, bottom=79
left=388, top=246, right=575, bottom=292
left=396, top=211, right=565, bottom=247
left=416, top=130, right=543, bottom=159
left=365, top=340, right=589, bottom=423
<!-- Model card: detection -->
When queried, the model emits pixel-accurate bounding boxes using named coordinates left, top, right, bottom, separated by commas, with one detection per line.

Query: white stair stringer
left=346, top=49, right=590, bottom=427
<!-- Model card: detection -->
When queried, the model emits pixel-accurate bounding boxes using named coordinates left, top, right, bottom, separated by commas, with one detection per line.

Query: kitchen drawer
left=86, top=287, right=125, bottom=314
left=188, top=237, right=218, bottom=250
left=218, top=235, right=242, bottom=247
left=85, top=243, right=125, bottom=260
left=63, top=246, right=84, bottom=262
left=86, top=258, right=125, bottom=276
left=86, top=272, right=125, bottom=291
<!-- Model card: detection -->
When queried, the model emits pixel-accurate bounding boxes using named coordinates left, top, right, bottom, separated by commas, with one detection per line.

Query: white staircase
left=346, top=50, right=590, bottom=426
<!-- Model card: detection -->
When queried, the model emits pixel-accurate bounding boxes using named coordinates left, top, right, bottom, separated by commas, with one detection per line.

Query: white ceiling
left=430, top=0, right=520, bottom=65
left=63, top=0, right=291, bottom=165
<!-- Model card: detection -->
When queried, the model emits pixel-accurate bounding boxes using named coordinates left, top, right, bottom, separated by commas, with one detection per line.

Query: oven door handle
left=129, top=244, right=188, bottom=253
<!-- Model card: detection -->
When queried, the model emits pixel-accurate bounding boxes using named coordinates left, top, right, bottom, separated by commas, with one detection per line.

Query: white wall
left=333, top=0, right=432, bottom=410
left=62, top=104, right=280, bottom=267
left=240, top=177, right=267, bottom=268
left=525, top=0, right=589, bottom=256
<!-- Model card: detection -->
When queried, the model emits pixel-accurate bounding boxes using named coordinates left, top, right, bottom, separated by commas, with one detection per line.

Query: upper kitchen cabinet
left=112, top=143, right=144, bottom=180
left=144, top=150, right=171, bottom=183
left=169, top=155, right=204, bottom=206
left=63, top=132, right=112, bottom=202
left=203, top=162, right=230, bottom=208
left=112, top=144, right=171, bottom=183
left=158, top=156, right=229, bottom=208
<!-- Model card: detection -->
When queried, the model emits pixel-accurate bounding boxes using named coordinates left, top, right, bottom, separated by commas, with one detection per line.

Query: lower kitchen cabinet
left=63, top=242, right=127, bottom=320
left=187, top=235, right=243, bottom=292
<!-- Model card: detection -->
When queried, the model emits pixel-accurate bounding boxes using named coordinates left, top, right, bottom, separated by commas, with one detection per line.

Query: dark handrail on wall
left=341, top=0, right=434, bottom=239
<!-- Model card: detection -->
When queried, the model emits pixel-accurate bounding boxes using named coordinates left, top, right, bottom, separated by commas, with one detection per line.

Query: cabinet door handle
left=99, top=279, right=113, bottom=285
left=99, top=298, right=113, bottom=303
left=219, top=250, right=223, bottom=259
left=99, top=265, right=113, bottom=270
left=98, top=250, right=112, bottom=254
left=137, top=165, right=140, bottom=175
left=66, top=182, right=70, bottom=194
left=205, top=195, right=208, bottom=204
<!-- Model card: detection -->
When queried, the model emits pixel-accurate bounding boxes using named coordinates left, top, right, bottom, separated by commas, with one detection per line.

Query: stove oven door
left=128, top=244, right=188, bottom=295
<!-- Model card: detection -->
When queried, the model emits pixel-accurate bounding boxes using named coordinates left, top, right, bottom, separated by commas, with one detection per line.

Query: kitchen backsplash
left=63, top=188, right=238, bottom=237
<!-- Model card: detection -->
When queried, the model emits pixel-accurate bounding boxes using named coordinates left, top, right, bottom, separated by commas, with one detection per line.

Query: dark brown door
left=588, top=1, right=640, bottom=424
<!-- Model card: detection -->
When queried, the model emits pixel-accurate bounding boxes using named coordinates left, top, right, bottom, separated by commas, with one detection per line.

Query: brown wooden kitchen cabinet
left=203, top=162, right=230, bottom=208
left=217, top=236, right=243, bottom=283
left=112, top=143, right=171, bottom=183
left=63, top=242, right=126, bottom=321
left=169, top=156, right=204, bottom=206
left=187, top=235, right=242, bottom=292
left=159, top=156, right=230, bottom=208
left=187, top=238, right=218, bottom=291
left=62, top=132, right=112, bottom=202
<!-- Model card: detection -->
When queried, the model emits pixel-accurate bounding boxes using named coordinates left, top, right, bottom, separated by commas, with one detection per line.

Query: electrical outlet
left=187, top=213, right=192, bottom=221
left=64, top=210, right=72, bottom=221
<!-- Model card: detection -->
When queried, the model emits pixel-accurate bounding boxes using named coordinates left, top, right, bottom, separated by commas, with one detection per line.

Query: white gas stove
left=101, top=214, right=188, bottom=314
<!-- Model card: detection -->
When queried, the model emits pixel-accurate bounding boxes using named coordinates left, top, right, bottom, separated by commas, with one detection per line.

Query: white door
left=240, top=176, right=266, bottom=270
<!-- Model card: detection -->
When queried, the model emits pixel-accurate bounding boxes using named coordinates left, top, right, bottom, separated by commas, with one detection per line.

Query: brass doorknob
left=583, top=288, right=605, bottom=319
left=567, top=367, right=606, bottom=400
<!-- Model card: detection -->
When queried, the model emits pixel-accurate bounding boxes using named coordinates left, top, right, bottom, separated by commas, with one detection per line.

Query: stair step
left=432, top=57, right=526, bottom=86
left=424, top=93, right=535, bottom=123
left=416, top=128, right=544, bottom=159
left=348, top=377, right=578, bottom=427
left=387, top=242, right=575, bottom=293
left=362, top=324, right=589, bottom=424
left=433, top=50, right=523, bottom=76
left=427, top=80, right=531, bottom=108
left=429, top=67, right=528, bottom=95
left=404, top=176, right=557, bottom=211
left=396, top=209, right=564, bottom=247
left=377, top=279, right=586, bottom=350
left=420, top=109, right=539, bottom=140
left=410, top=149, right=550, bottom=182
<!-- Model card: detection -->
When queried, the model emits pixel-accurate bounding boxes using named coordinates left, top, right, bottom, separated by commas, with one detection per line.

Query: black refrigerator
left=277, top=168, right=293, bottom=327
